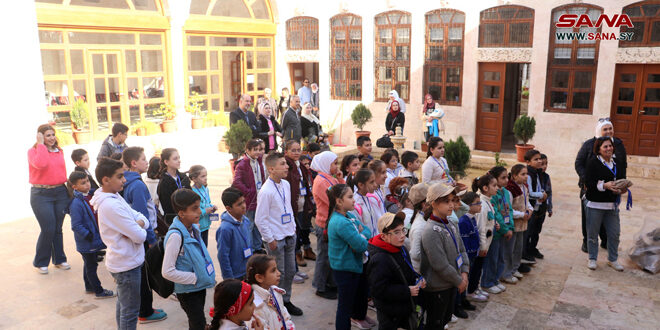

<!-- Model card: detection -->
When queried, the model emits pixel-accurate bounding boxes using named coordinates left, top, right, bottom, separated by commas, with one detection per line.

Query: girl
left=28, top=124, right=69, bottom=274
left=422, top=137, right=456, bottom=186
left=381, top=151, right=399, bottom=195
left=472, top=174, right=505, bottom=294
left=257, top=102, right=282, bottom=154
left=341, top=155, right=360, bottom=181
left=348, top=168, right=380, bottom=235
left=505, top=164, right=533, bottom=276
left=162, top=189, right=216, bottom=330
left=208, top=279, right=264, bottom=330
left=367, top=160, right=388, bottom=221
left=327, top=184, right=374, bottom=330
left=385, top=177, right=410, bottom=213
left=189, top=165, right=218, bottom=246
left=284, top=140, right=315, bottom=267
left=143, top=156, right=163, bottom=215
left=407, top=183, right=432, bottom=272
left=245, top=254, right=295, bottom=330
left=488, top=166, right=515, bottom=284
left=459, top=192, right=489, bottom=303
left=385, top=100, right=405, bottom=136
left=157, top=148, right=192, bottom=224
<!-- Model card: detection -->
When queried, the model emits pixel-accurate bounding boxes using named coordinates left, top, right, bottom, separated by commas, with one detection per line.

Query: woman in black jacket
left=584, top=137, right=625, bottom=272
left=256, top=102, right=282, bottom=153
left=367, top=212, right=425, bottom=329
left=300, top=102, right=327, bottom=146
left=385, top=100, right=405, bottom=136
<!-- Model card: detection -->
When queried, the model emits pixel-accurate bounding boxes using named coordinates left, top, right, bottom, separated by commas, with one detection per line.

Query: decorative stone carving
left=476, top=48, right=532, bottom=62
left=284, top=51, right=319, bottom=62
left=616, top=47, right=660, bottom=63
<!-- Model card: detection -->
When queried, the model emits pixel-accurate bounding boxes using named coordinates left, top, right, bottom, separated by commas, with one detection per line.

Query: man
left=229, top=94, right=259, bottom=138
left=310, top=83, right=320, bottom=118
left=297, top=78, right=312, bottom=104
left=97, top=123, right=128, bottom=161
left=281, top=95, right=302, bottom=142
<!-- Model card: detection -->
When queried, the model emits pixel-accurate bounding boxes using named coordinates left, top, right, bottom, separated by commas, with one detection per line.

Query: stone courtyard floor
left=1, top=156, right=659, bottom=329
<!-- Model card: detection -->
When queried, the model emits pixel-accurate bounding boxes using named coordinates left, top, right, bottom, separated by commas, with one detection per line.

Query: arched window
left=374, top=11, right=411, bottom=102
left=331, top=14, right=362, bottom=100
left=479, top=5, right=534, bottom=47
left=620, top=1, right=660, bottom=47
left=286, top=17, right=319, bottom=50
left=424, top=9, right=464, bottom=105
left=545, top=4, right=602, bottom=114
left=189, top=0, right=272, bottom=19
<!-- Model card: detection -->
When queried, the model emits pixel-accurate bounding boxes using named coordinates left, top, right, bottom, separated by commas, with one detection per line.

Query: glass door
left=221, top=51, right=244, bottom=111
left=88, top=50, right=125, bottom=138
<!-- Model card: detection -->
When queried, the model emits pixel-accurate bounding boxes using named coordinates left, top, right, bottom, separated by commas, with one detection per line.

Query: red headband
left=225, top=281, right=252, bottom=317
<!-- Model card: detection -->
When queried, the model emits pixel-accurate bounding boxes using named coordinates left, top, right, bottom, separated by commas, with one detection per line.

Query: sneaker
left=607, top=260, right=624, bottom=272
left=513, top=271, right=523, bottom=279
left=461, top=299, right=476, bottom=311
left=467, top=292, right=488, bottom=302
left=450, top=314, right=458, bottom=323
left=96, top=254, right=104, bottom=262
left=521, top=256, right=536, bottom=264
left=35, top=266, right=48, bottom=274
left=533, top=250, right=544, bottom=259
left=486, top=285, right=502, bottom=294
left=518, top=264, right=532, bottom=273
left=350, top=318, right=372, bottom=329
left=293, top=274, right=305, bottom=284
left=587, top=259, right=597, bottom=270
left=444, top=325, right=449, bottom=330
left=95, top=289, right=116, bottom=299
left=297, top=271, right=309, bottom=279
left=496, top=283, right=506, bottom=291
left=138, top=310, right=167, bottom=324
left=502, top=276, right=518, bottom=284
left=284, top=302, right=303, bottom=316
left=476, top=288, right=489, bottom=297
left=169, top=293, right=178, bottom=301
left=54, top=262, right=71, bottom=270
left=454, top=307, right=468, bottom=319
left=315, top=290, right=337, bottom=300
left=364, top=315, right=377, bottom=327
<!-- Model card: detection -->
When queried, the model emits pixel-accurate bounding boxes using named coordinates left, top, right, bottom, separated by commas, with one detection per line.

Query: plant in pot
left=131, top=120, right=161, bottom=136
left=222, top=120, right=253, bottom=176
left=154, top=103, right=177, bottom=133
left=444, top=136, right=471, bottom=180
left=70, top=99, right=91, bottom=144
left=187, top=91, right=206, bottom=129
left=351, top=103, right=372, bottom=139
left=513, top=114, right=536, bottom=162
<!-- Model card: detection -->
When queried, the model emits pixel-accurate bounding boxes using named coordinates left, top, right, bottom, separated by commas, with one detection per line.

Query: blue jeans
left=111, top=266, right=142, bottom=330
left=481, top=238, right=504, bottom=288
left=30, top=186, right=69, bottom=267
left=246, top=210, right=263, bottom=252
left=586, top=207, right=620, bottom=262
left=333, top=268, right=368, bottom=330
left=81, top=252, right=103, bottom=294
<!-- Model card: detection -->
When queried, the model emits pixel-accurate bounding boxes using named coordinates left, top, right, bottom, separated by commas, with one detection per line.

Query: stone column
left=168, top=0, right=192, bottom=130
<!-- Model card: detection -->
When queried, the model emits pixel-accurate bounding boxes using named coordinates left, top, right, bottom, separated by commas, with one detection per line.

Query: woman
left=277, top=87, right=291, bottom=120
left=422, top=94, right=443, bottom=141
left=28, top=124, right=70, bottom=274
left=311, top=83, right=320, bottom=118
left=256, top=102, right=282, bottom=153
left=263, top=88, right=278, bottom=114
left=584, top=137, right=625, bottom=272
left=387, top=90, right=406, bottom=113
left=300, top=102, right=327, bottom=146
left=385, top=100, right=406, bottom=136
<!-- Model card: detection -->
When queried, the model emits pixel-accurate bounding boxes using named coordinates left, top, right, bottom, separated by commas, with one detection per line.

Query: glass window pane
left=553, top=48, right=572, bottom=64
left=94, top=78, right=107, bottom=103
left=68, top=32, right=135, bottom=44
left=483, top=85, right=499, bottom=99
left=36, top=0, right=63, bottom=3
left=210, top=75, right=219, bottom=94
left=430, top=28, right=443, bottom=42
left=377, top=84, right=390, bottom=99
left=555, top=27, right=573, bottom=44
left=648, top=74, right=660, bottom=83
left=645, top=88, right=660, bottom=102
left=379, top=29, right=392, bottom=43
left=141, top=50, right=163, bottom=72
left=617, top=106, right=633, bottom=114
left=428, top=85, right=441, bottom=100
left=334, top=67, right=345, bottom=80
left=448, top=27, right=462, bottom=41
left=189, top=0, right=208, bottom=14
left=70, top=50, right=84, bottom=74
left=211, top=37, right=252, bottom=47
left=251, top=0, right=270, bottom=19
left=396, top=28, right=410, bottom=43
left=483, top=71, right=500, bottom=81
left=39, top=30, right=62, bottom=43
left=106, top=54, right=118, bottom=74
left=107, top=78, right=120, bottom=102
left=572, top=92, right=591, bottom=109
left=428, top=46, right=443, bottom=61
left=350, top=67, right=360, bottom=80
left=652, top=21, right=660, bottom=42
left=145, top=103, right=164, bottom=121
left=41, top=50, right=66, bottom=75
left=189, top=75, right=207, bottom=95
left=621, top=22, right=644, bottom=44
left=143, top=77, right=165, bottom=99
left=127, top=78, right=139, bottom=100
left=481, top=23, right=504, bottom=45
left=70, top=0, right=129, bottom=9
left=453, top=13, right=465, bottom=23
left=396, top=46, right=409, bottom=60
left=257, top=38, right=271, bottom=47
left=379, top=46, right=392, bottom=60
left=618, top=88, right=635, bottom=101
left=92, top=54, right=104, bottom=74
left=132, top=0, right=157, bottom=11
left=73, top=80, right=87, bottom=102
left=210, top=51, right=218, bottom=70
left=397, top=67, right=409, bottom=82
left=643, top=107, right=660, bottom=115
left=428, top=67, right=442, bottom=82
left=481, top=103, right=499, bottom=112
left=188, top=35, right=206, bottom=46
left=140, top=34, right=161, bottom=45
left=257, top=52, right=271, bottom=69
left=574, top=71, right=592, bottom=88
left=621, top=74, right=636, bottom=82
left=129, top=105, right=140, bottom=125
left=552, top=71, right=569, bottom=88
left=509, top=23, right=530, bottom=44
left=550, top=91, right=567, bottom=108
left=212, top=99, right=220, bottom=111
left=125, top=50, right=137, bottom=72
left=188, top=51, right=206, bottom=71
left=45, top=81, right=70, bottom=105
left=246, top=52, right=253, bottom=70
left=257, top=73, right=271, bottom=91
left=447, top=46, right=462, bottom=62
left=211, top=0, right=250, bottom=18
left=446, top=67, right=460, bottom=83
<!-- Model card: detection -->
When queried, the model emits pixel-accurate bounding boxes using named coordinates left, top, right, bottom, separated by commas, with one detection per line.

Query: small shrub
left=131, top=120, right=161, bottom=135
left=223, top=120, right=252, bottom=158
left=445, top=136, right=471, bottom=179
left=513, top=114, right=536, bottom=145
left=70, top=99, right=89, bottom=130
left=154, top=103, right=176, bottom=121
left=205, top=111, right=229, bottom=127
left=351, top=103, right=372, bottom=131
left=495, top=152, right=508, bottom=167
left=55, top=130, right=75, bottom=147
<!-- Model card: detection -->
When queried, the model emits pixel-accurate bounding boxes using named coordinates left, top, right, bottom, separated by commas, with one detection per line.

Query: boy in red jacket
left=232, top=139, right=266, bottom=253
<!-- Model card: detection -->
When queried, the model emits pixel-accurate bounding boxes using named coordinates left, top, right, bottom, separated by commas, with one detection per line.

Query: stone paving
left=2, top=154, right=659, bottom=329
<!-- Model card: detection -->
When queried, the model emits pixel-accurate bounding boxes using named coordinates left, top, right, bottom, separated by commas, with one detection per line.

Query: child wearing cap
left=419, top=183, right=469, bottom=328
left=367, top=212, right=426, bottom=329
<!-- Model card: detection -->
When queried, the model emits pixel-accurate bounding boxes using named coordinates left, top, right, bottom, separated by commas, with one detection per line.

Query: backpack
left=144, top=227, right=183, bottom=298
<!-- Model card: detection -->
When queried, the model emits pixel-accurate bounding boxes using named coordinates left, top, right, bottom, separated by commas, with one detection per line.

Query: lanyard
left=270, top=178, right=288, bottom=213
left=432, top=156, right=454, bottom=184
left=356, top=192, right=375, bottom=233
left=169, top=173, right=182, bottom=189
left=232, top=216, right=251, bottom=248
left=599, top=156, right=617, bottom=177
left=269, top=288, right=289, bottom=330
left=317, top=174, right=334, bottom=187
left=441, top=222, right=460, bottom=253
left=400, top=248, right=421, bottom=278
left=249, top=158, right=262, bottom=185
left=193, top=186, right=210, bottom=205
left=374, top=189, right=386, bottom=213
left=296, top=164, right=305, bottom=189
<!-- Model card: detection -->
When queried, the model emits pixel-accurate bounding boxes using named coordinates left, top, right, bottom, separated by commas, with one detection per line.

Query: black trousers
left=421, top=288, right=455, bottom=329
left=580, top=196, right=607, bottom=246
left=139, top=243, right=154, bottom=318
left=524, top=204, right=547, bottom=256
left=200, top=230, right=209, bottom=247
left=81, top=252, right=103, bottom=294
left=467, top=256, right=484, bottom=294
left=178, top=289, right=207, bottom=330
left=377, top=309, right=411, bottom=330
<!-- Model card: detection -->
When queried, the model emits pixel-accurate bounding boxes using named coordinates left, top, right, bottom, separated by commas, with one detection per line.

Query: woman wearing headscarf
left=300, top=102, right=327, bottom=146
left=385, top=100, right=406, bottom=136
left=310, top=83, right=320, bottom=118
left=574, top=119, right=627, bottom=253
left=256, top=101, right=282, bottom=153
left=422, top=94, right=444, bottom=141
left=387, top=90, right=406, bottom=113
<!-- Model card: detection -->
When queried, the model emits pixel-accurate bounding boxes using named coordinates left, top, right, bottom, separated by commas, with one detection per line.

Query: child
left=305, top=142, right=321, bottom=158
left=348, top=168, right=380, bottom=235
left=539, top=154, right=553, bottom=219
left=399, top=151, right=420, bottom=185
left=340, top=154, right=360, bottom=180
left=162, top=189, right=216, bottom=330
left=68, top=171, right=114, bottom=298
left=381, top=151, right=398, bottom=195
left=326, top=184, right=374, bottom=330
left=97, top=122, right=129, bottom=161
left=407, top=183, right=430, bottom=272
left=367, top=160, right=388, bottom=222
left=208, top=279, right=263, bottom=330
left=217, top=187, right=253, bottom=280
left=419, top=183, right=469, bottom=328
left=254, top=153, right=303, bottom=316
left=284, top=140, right=315, bottom=268
left=72, top=148, right=99, bottom=192
left=157, top=148, right=192, bottom=224
left=356, top=136, right=373, bottom=162
left=385, top=148, right=405, bottom=175
left=459, top=192, right=488, bottom=303
left=122, top=147, right=166, bottom=324
left=522, top=150, right=547, bottom=264
left=488, top=166, right=515, bottom=286
left=310, top=151, right=344, bottom=300
left=90, top=157, right=151, bottom=329
left=233, top=139, right=266, bottom=254
left=143, top=156, right=162, bottom=214
left=189, top=165, right=218, bottom=246
left=505, top=164, right=533, bottom=275
left=367, top=212, right=425, bottom=329
left=447, top=194, right=470, bottom=225
left=245, top=255, right=295, bottom=330
left=421, top=137, right=454, bottom=185
left=472, top=174, right=505, bottom=295
left=385, top=177, right=410, bottom=213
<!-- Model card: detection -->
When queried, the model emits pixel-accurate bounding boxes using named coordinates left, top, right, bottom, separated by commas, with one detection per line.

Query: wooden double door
left=610, top=64, right=660, bottom=156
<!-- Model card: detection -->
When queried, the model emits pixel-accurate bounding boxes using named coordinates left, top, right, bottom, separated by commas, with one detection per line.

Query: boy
left=68, top=171, right=114, bottom=299
left=121, top=147, right=167, bottom=324
left=217, top=187, right=253, bottom=280
left=399, top=151, right=420, bottom=185
left=90, top=157, right=151, bottom=329
left=526, top=154, right=553, bottom=260
left=457, top=192, right=487, bottom=305
left=72, top=149, right=99, bottom=192
left=254, top=152, right=303, bottom=316
left=522, top=150, right=547, bottom=264
left=540, top=154, right=553, bottom=218
left=356, top=136, right=373, bottom=161
left=98, top=123, right=129, bottom=161
left=232, top=139, right=266, bottom=254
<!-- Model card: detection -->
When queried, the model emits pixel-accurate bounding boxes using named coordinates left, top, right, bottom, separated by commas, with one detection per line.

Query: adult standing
left=97, top=123, right=128, bottom=161
left=574, top=119, right=627, bottom=253
left=277, top=87, right=291, bottom=120
left=584, top=137, right=625, bottom=271
left=422, top=94, right=443, bottom=141
left=28, top=124, right=70, bottom=274
left=263, top=88, right=278, bottom=114
left=300, top=102, right=327, bottom=146
left=229, top=94, right=259, bottom=138
left=256, top=101, right=282, bottom=153
left=385, top=100, right=405, bottom=136
left=297, top=78, right=312, bottom=104
left=281, top=95, right=302, bottom=142
left=387, top=90, right=406, bottom=113
left=310, top=83, right=320, bottom=118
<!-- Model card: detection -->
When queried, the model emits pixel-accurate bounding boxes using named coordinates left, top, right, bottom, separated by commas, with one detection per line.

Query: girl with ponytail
left=157, top=148, right=191, bottom=224
left=208, top=279, right=263, bottom=330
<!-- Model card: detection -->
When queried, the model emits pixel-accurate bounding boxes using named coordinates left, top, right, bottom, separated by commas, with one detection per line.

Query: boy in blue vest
left=68, top=171, right=115, bottom=299
left=216, top=187, right=253, bottom=280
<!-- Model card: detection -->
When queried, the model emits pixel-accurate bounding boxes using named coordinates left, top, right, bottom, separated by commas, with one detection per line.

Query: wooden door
left=636, top=65, right=660, bottom=156
left=88, top=50, right=125, bottom=139
left=475, top=63, right=506, bottom=152
left=289, top=63, right=305, bottom=93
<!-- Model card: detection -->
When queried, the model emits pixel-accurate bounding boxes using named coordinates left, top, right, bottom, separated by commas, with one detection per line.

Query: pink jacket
left=27, top=144, right=67, bottom=185
left=232, top=154, right=266, bottom=211
left=312, top=172, right=345, bottom=228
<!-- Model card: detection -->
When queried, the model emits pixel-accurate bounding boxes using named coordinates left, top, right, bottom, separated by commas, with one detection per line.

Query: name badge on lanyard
left=256, top=181, right=262, bottom=191
left=243, top=248, right=252, bottom=258
left=209, top=213, right=219, bottom=221
left=272, top=179, right=292, bottom=224
left=504, top=215, right=511, bottom=224
left=456, top=254, right=464, bottom=269
left=281, top=213, right=292, bottom=224
left=300, top=183, right=307, bottom=196
left=206, top=260, right=214, bottom=275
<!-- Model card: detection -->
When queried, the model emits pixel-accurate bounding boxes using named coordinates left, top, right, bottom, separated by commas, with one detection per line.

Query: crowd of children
left=62, top=120, right=554, bottom=329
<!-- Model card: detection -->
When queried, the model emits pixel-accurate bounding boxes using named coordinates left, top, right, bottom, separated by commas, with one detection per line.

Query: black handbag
left=377, top=134, right=394, bottom=148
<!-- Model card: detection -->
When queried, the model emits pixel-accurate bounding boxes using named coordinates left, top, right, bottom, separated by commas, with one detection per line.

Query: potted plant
left=351, top=103, right=372, bottom=139
left=513, top=114, right=536, bottom=162
left=444, top=136, right=471, bottom=179
left=326, top=128, right=336, bottom=145
left=222, top=120, right=253, bottom=176
left=187, top=91, right=205, bottom=129
left=131, top=120, right=161, bottom=136
left=70, top=99, right=91, bottom=144
left=154, top=103, right=177, bottom=133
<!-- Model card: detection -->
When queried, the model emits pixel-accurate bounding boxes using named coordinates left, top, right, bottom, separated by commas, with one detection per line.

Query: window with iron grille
left=286, top=16, right=319, bottom=50
left=424, top=9, right=465, bottom=105
left=620, top=1, right=660, bottom=47
left=374, top=10, right=411, bottom=102
left=479, top=5, right=534, bottom=47
left=331, top=14, right=362, bottom=100
left=545, top=4, right=602, bottom=114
